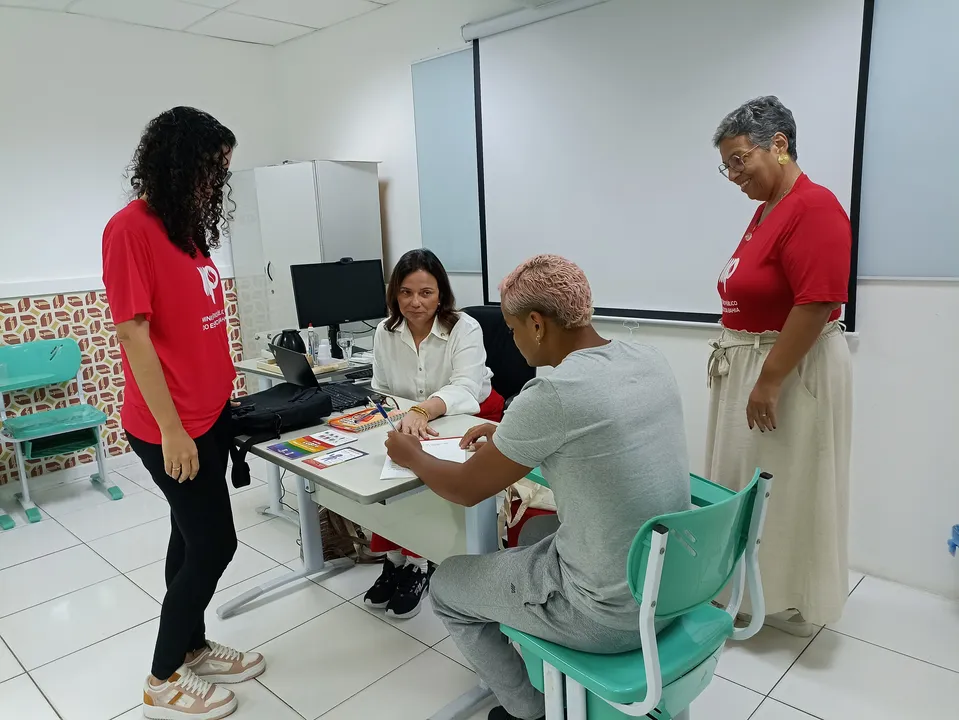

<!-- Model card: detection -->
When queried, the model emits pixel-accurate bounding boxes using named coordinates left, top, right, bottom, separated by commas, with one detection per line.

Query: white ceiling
left=0, top=0, right=401, bottom=46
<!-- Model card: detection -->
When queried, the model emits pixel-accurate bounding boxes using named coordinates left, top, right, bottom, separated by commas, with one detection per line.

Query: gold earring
left=778, top=153, right=789, bottom=166
left=536, top=336, right=542, bottom=345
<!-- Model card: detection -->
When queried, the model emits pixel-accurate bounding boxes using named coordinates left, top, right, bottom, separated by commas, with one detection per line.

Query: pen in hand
left=369, top=397, right=398, bottom=432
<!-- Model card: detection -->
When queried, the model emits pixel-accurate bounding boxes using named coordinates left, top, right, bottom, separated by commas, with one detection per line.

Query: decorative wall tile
left=0, top=280, right=246, bottom=485
left=234, top=274, right=270, bottom=358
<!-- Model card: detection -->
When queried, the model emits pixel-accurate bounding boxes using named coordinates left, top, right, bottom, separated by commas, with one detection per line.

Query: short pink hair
left=499, top=255, right=593, bottom=329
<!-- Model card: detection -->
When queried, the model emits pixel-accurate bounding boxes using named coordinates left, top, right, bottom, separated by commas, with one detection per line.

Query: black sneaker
left=364, top=559, right=400, bottom=609
left=386, top=563, right=434, bottom=619
left=488, top=708, right=544, bottom=720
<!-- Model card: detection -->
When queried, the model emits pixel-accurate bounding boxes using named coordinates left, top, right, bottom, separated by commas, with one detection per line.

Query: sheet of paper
left=380, top=437, right=467, bottom=481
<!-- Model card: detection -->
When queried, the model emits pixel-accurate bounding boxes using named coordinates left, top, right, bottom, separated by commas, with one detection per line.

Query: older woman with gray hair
left=708, top=95, right=853, bottom=635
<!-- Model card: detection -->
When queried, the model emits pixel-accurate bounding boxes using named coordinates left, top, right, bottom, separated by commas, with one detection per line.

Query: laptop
left=269, top=344, right=381, bottom=411
left=270, top=343, right=320, bottom=388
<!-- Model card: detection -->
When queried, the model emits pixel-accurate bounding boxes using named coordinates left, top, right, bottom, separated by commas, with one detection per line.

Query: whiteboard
left=857, top=0, right=959, bottom=278
left=477, top=0, right=868, bottom=318
left=412, top=49, right=483, bottom=273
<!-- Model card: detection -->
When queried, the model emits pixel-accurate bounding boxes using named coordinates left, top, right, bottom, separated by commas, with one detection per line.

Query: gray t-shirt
left=493, top=339, right=690, bottom=628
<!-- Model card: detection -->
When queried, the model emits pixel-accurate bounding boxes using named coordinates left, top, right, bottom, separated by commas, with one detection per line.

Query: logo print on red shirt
left=198, top=266, right=220, bottom=302
left=719, top=258, right=740, bottom=293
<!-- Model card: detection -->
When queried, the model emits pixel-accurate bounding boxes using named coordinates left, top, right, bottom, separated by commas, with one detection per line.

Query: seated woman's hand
left=399, top=411, right=439, bottom=440
left=460, top=423, right=497, bottom=450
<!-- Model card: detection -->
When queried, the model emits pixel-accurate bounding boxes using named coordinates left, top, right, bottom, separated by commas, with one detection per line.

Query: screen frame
left=472, top=0, right=875, bottom=331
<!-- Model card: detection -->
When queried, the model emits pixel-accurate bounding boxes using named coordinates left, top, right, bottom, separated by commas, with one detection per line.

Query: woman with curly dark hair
left=102, top=107, right=263, bottom=720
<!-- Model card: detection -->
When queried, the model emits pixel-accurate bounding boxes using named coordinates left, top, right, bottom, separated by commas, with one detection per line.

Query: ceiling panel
left=180, top=0, right=237, bottom=8
left=228, top=0, right=378, bottom=30
left=3, top=0, right=398, bottom=45
left=68, top=0, right=216, bottom=30
left=187, top=10, right=314, bottom=45
left=0, top=0, right=74, bottom=9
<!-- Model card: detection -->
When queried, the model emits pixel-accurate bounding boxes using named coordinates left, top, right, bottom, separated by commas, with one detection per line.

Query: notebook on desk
left=328, top=407, right=408, bottom=433
left=380, top=437, right=467, bottom=480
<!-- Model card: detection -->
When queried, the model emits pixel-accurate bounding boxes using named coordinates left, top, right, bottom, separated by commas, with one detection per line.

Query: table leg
left=217, top=472, right=353, bottom=619
left=14, top=443, right=41, bottom=524
left=91, top=437, right=124, bottom=501
left=465, top=495, right=498, bottom=555
left=250, top=373, right=298, bottom=527
left=429, top=496, right=498, bottom=719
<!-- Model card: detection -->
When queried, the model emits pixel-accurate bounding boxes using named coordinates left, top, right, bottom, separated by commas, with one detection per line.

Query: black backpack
left=229, top=383, right=333, bottom=488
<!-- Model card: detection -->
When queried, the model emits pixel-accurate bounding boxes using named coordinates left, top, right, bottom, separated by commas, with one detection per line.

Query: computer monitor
left=290, top=259, right=387, bottom=358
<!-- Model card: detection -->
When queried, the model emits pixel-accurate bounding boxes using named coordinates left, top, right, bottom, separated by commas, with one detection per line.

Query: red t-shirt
left=717, top=174, right=851, bottom=333
left=102, top=199, right=236, bottom=443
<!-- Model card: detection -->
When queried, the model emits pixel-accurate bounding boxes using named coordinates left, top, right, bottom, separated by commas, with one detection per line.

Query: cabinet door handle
left=266, top=261, right=274, bottom=281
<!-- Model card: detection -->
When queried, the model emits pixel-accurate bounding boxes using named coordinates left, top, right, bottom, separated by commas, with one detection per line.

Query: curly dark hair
left=385, top=249, right=459, bottom=332
left=128, top=106, right=237, bottom=258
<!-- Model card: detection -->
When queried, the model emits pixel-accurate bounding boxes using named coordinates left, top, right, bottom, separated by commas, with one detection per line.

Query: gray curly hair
left=712, top=95, right=798, bottom=161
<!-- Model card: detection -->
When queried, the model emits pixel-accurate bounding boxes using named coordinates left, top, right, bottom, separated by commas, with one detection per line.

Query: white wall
left=5, top=2, right=956, bottom=599
left=274, top=0, right=516, bottom=280
left=0, top=9, right=282, bottom=298
left=271, top=1, right=959, bottom=599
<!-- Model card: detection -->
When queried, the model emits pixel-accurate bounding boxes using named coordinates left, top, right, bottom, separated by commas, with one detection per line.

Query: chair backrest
left=0, top=339, right=83, bottom=394
left=460, top=305, right=535, bottom=401
left=627, top=470, right=762, bottom=618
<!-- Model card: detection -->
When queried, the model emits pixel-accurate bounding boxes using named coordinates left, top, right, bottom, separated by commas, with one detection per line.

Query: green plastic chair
left=502, top=469, right=772, bottom=719
left=0, top=338, right=123, bottom=529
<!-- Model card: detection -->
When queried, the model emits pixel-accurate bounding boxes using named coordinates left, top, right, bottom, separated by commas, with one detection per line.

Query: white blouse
left=371, top=312, right=493, bottom=416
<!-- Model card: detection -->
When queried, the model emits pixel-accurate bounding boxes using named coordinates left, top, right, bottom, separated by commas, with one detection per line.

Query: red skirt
left=476, top=388, right=505, bottom=423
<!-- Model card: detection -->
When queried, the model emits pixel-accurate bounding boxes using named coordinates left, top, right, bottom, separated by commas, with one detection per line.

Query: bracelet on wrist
left=409, top=405, right=430, bottom=420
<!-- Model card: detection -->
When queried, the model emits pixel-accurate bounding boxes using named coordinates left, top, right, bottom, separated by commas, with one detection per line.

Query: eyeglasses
left=718, top=145, right=759, bottom=178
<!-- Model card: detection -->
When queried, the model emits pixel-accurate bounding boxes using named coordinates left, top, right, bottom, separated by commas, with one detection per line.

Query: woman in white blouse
left=365, top=249, right=503, bottom=619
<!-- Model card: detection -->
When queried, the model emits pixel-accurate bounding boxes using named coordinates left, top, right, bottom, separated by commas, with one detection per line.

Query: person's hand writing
left=162, top=426, right=199, bottom=482
left=746, top=378, right=781, bottom=432
left=398, top=412, right=438, bottom=440
left=459, top=423, right=497, bottom=450
left=385, top=431, right=423, bottom=468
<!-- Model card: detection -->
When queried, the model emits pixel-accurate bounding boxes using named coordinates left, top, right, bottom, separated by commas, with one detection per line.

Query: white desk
left=218, top=399, right=497, bottom=719
left=233, top=357, right=372, bottom=527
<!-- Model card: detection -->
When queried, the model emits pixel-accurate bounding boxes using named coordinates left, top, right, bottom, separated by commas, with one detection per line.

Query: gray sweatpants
left=430, top=517, right=643, bottom=720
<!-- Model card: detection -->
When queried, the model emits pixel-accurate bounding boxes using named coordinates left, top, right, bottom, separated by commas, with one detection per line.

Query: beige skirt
left=706, top=321, right=852, bottom=625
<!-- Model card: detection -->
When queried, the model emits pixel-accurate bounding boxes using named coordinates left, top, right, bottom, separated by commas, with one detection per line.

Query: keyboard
left=322, top=381, right=373, bottom=412
left=345, top=367, right=374, bottom=381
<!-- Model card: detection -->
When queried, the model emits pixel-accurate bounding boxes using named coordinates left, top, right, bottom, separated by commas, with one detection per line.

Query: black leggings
left=127, top=406, right=238, bottom=680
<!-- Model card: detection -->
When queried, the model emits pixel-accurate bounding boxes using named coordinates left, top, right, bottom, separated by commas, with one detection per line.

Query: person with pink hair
left=385, top=255, right=690, bottom=720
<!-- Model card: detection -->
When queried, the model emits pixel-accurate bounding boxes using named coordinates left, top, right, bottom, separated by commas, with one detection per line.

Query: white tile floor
left=1, top=469, right=958, bottom=719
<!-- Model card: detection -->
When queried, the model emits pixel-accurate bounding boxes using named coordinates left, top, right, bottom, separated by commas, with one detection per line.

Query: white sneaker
left=763, top=610, right=815, bottom=638
left=143, top=666, right=237, bottom=720
left=186, top=641, right=266, bottom=684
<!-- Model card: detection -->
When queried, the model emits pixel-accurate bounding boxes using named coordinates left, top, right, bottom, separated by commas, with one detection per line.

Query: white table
left=218, top=399, right=497, bottom=719
left=233, top=357, right=372, bottom=527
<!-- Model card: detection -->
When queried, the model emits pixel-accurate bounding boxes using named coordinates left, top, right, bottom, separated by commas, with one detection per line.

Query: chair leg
left=90, top=436, right=123, bottom=501
left=543, top=662, right=566, bottom=719
left=13, top=443, right=41, bottom=523
left=565, top=677, right=587, bottom=720
left=0, top=502, right=14, bottom=530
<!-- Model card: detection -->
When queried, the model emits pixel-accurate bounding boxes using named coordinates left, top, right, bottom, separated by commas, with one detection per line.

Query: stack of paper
left=380, top=437, right=467, bottom=480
